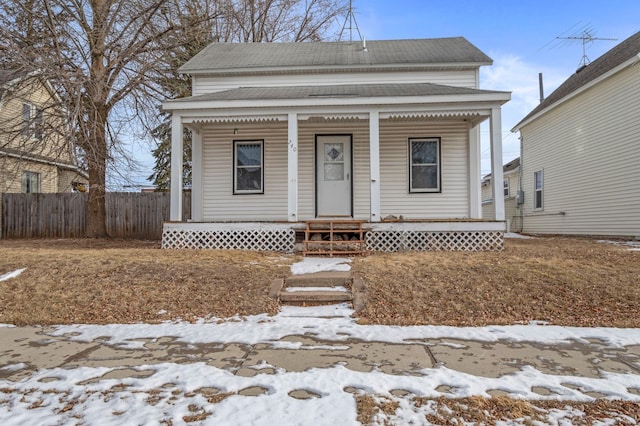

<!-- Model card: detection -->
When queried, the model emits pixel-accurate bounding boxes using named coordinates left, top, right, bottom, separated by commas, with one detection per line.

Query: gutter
left=0, top=149, right=85, bottom=175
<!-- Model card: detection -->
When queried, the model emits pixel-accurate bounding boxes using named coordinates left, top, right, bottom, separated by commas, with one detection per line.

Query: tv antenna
left=556, top=29, right=617, bottom=69
left=339, top=0, right=363, bottom=42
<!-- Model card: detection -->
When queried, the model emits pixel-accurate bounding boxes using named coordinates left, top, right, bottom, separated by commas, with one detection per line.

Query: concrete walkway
left=2, top=323, right=640, bottom=399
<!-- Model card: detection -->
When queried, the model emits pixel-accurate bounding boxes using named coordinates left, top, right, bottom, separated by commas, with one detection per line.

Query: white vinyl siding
left=298, top=120, right=370, bottom=221
left=379, top=120, right=469, bottom=219
left=201, top=123, right=288, bottom=221
left=520, top=64, right=640, bottom=237
left=481, top=170, right=520, bottom=222
left=198, top=118, right=473, bottom=222
left=193, top=69, right=479, bottom=96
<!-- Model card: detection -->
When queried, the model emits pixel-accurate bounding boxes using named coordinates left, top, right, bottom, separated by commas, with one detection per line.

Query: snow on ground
left=290, top=257, right=351, bottom=274
left=2, top=306, right=640, bottom=425
left=505, top=232, right=534, bottom=239
left=1, top=305, right=640, bottom=425
left=0, top=268, right=25, bottom=282
left=45, top=305, right=640, bottom=349
left=598, top=239, right=640, bottom=251
left=1, top=257, right=639, bottom=424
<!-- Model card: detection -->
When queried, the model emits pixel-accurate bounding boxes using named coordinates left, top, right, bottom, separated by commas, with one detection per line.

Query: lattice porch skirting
left=366, top=230, right=503, bottom=252
left=162, top=223, right=295, bottom=251
left=365, top=222, right=505, bottom=252
left=162, top=222, right=504, bottom=252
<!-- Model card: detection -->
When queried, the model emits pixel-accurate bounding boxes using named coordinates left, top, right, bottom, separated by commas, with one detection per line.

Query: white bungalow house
left=512, top=31, right=640, bottom=239
left=481, top=157, right=521, bottom=231
left=162, top=38, right=511, bottom=252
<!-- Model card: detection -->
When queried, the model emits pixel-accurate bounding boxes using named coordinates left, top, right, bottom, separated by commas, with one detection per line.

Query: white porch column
left=287, top=112, right=298, bottom=222
left=469, top=124, right=482, bottom=219
left=369, top=110, right=381, bottom=222
left=190, top=126, right=203, bottom=222
left=489, top=107, right=505, bottom=221
left=170, top=113, right=183, bottom=222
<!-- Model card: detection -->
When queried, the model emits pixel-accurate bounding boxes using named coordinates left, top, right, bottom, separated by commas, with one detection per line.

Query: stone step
left=278, top=290, right=353, bottom=303
left=285, top=271, right=352, bottom=287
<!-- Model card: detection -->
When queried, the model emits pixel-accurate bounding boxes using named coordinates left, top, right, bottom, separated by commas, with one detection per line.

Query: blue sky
left=354, top=0, right=640, bottom=174
left=120, top=1, right=640, bottom=188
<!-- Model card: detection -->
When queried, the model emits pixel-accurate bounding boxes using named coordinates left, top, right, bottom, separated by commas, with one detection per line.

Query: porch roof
left=168, top=82, right=508, bottom=103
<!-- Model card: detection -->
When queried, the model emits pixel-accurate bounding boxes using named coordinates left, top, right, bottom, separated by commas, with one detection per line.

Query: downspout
left=518, top=135, right=524, bottom=232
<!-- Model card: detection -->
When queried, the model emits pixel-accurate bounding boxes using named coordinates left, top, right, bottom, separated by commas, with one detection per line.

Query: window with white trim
left=503, top=178, right=509, bottom=197
left=409, top=137, right=441, bottom=193
left=22, top=103, right=44, bottom=140
left=234, top=140, right=264, bottom=194
left=534, top=170, right=543, bottom=210
left=22, top=171, right=41, bottom=193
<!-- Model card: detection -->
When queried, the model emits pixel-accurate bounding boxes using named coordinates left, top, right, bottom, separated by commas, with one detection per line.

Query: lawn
left=0, top=236, right=638, bottom=327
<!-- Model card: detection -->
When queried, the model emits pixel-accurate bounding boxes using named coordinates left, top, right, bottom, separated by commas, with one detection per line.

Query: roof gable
left=514, top=31, right=640, bottom=130
left=180, top=37, right=493, bottom=74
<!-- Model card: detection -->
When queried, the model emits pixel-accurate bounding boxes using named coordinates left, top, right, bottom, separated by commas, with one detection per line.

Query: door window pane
left=324, top=163, right=344, bottom=181
left=324, top=143, right=344, bottom=161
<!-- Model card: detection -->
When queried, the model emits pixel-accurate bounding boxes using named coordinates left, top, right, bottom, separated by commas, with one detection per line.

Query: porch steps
left=302, top=220, right=367, bottom=256
left=269, top=271, right=366, bottom=312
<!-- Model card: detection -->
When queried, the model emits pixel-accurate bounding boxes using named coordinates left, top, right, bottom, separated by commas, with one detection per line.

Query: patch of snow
left=284, top=286, right=350, bottom=293
left=156, top=310, right=167, bottom=315
left=0, top=363, right=27, bottom=372
left=2, top=304, right=640, bottom=423
left=0, top=268, right=26, bottom=282
left=528, top=320, right=550, bottom=326
left=290, top=257, right=351, bottom=275
left=597, top=240, right=640, bottom=251
left=43, top=308, right=640, bottom=349
left=505, top=232, right=534, bottom=239
left=0, top=362, right=639, bottom=425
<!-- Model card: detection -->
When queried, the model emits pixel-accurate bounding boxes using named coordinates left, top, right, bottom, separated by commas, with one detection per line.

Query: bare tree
left=218, top=0, right=348, bottom=42
left=149, top=0, right=350, bottom=190
left=0, top=0, right=220, bottom=237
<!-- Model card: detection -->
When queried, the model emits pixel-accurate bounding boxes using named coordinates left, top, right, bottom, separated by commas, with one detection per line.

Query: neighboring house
left=512, top=31, right=640, bottom=239
left=0, top=69, right=86, bottom=194
left=162, top=38, right=511, bottom=251
left=481, top=157, right=520, bottom=231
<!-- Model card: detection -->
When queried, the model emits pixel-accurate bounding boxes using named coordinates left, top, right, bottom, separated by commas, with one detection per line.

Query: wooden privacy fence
left=1, top=192, right=191, bottom=239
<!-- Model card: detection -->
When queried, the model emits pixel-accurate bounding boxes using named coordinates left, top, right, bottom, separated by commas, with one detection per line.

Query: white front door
left=316, top=135, right=352, bottom=217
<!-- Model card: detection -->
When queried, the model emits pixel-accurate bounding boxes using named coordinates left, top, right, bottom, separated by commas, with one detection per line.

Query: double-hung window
left=234, top=140, right=264, bottom=194
left=409, top=137, right=441, bottom=193
left=503, top=179, right=509, bottom=197
left=534, top=170, right=543, bottom=210
left=22, top=171, right=41, bottom=193
left=22, top=103, right=44, bottom=140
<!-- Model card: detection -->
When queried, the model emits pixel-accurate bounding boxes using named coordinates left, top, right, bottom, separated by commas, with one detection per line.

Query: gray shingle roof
left=514, top=31, right=640, bottom=130
left=170, top=82, right=508, bottom=103
left=180, top=38, right=493, bottom=73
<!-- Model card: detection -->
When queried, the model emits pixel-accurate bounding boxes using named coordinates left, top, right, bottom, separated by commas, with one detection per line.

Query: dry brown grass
left=353, top=237, right=640, bottom=327
left=0, top=239, right=291, bottom=325
left=0, top=236, right=639, bottom=327
left=359, top=394, right=640, bottom=425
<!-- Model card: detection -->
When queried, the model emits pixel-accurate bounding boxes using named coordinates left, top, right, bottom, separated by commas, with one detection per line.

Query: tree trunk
left=85, top=109, right=109, bottom=238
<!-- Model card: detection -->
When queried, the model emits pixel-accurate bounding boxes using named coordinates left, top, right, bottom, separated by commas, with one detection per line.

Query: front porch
left=161, top=220, right=505, bottom=252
